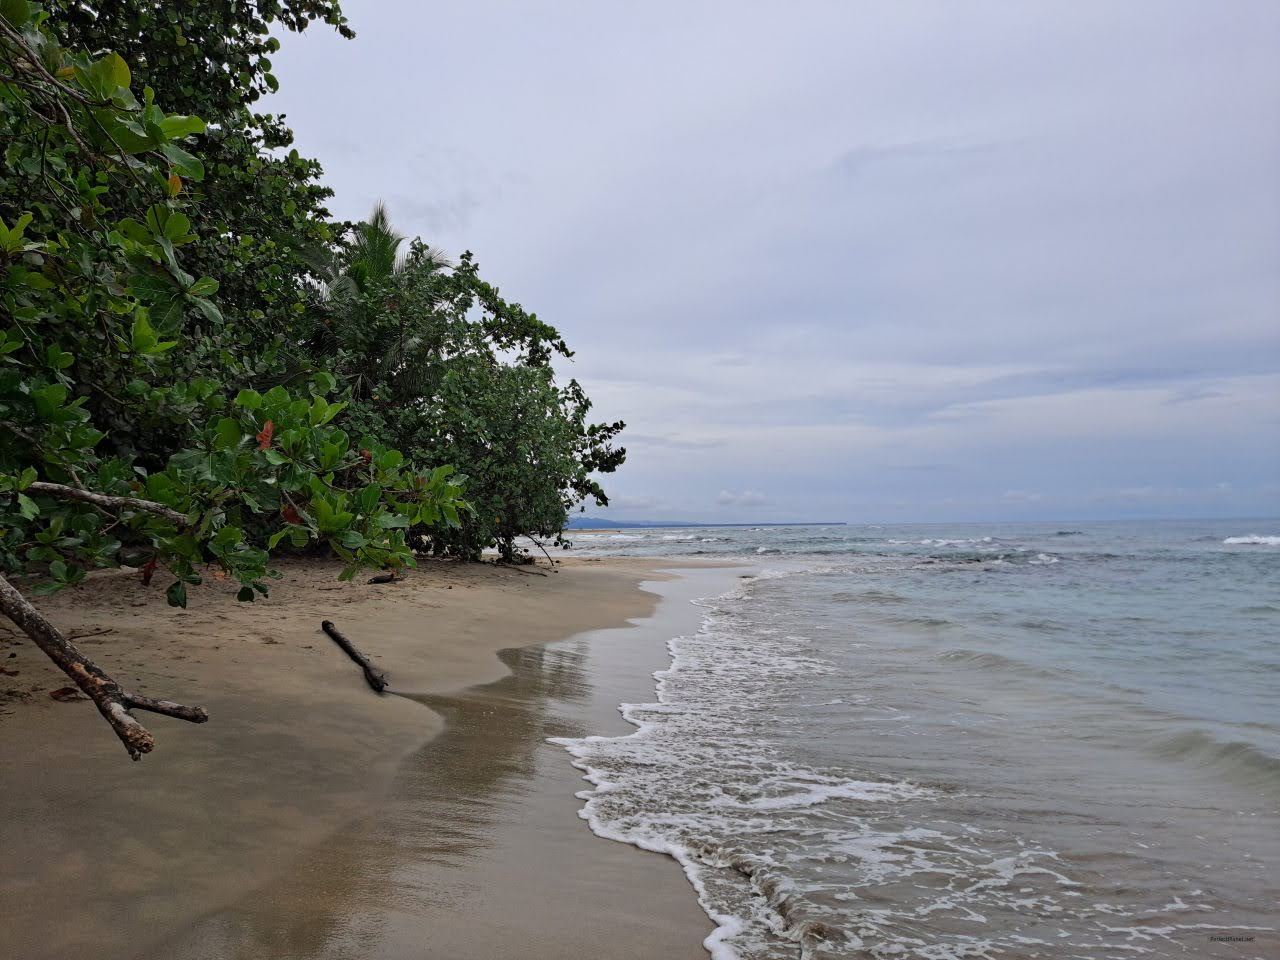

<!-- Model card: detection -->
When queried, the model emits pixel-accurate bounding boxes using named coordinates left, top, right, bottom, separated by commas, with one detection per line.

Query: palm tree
left=310, top=203, right=455, bottom=398
left=320, top=201, right=452, bottom=300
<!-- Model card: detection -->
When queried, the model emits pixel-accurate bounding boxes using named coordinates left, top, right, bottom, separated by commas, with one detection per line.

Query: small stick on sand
left=320, top=620, right=388, bottom=692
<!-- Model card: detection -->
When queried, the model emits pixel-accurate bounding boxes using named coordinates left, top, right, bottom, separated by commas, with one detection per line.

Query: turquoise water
left=555, top=520, right=1280, bottom=959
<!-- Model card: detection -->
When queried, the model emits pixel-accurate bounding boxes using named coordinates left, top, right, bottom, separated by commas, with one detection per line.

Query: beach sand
left=0, top=557, right=729, bottom=959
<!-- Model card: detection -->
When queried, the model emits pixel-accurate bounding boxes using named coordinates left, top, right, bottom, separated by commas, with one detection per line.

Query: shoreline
left=0, top=556, right=732, bottom=959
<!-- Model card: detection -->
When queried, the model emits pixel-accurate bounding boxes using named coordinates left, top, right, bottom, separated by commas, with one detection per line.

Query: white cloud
left=607, top=494, right=662, bottom=510
left=716, top=490, right=769, bottom=508
left=274, top=1, right=1280, bottom=521
left=1002, top=490, right=1043, bottom=503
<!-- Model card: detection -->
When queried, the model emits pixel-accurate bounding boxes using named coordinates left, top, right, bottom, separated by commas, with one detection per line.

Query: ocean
left=551, top=520, right=1279, bottom=959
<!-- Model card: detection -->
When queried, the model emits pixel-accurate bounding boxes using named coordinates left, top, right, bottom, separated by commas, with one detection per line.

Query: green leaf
left=100, top=52, right=131, bottom=91
left=213, top=417, right=243, bottom=450
left=336, top=529, right=365, bottom=549
left=130, top=312, right=157, bottom=353
left=191, top=297, right=222, bottom=324
left=166, top=581, right=188, bottom=608
left=442, top=502, right=460, bottom=528
left=358, top=482, right=381, bottom=514
left=235, top=389, right=262, bottom=410
left=0, top=0, right=34, bottom=28
left=188, top=276, right=218, bottom=297
left=237, top=586, right=256, bottom=602
left=49, top=560, right=68, bottom=582
left=16, top=493, right=39, bottom=520
left=162, top=212, right=192, bottom=241
left=160, top=142, right=204, bottom=180
left=17, top=467, right=36, bottom=490
left=46, top=344, right=74, bottom=370
left=157, top=115, right=206, bottom=139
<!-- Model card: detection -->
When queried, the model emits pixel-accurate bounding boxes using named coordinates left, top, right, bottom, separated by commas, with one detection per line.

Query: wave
left=889, top=536, right=998, bottom=547
left=550, top=584, right=951, bottom=959
left=937, top=648, right=1065, bottom=682
left=1147, top=728, right=1280, bottom=794
left=829, top=589, right=908, bottom=605
left=883, top=613, right=954, bottom=628
left=1223, top=534, right=1280, bottom=546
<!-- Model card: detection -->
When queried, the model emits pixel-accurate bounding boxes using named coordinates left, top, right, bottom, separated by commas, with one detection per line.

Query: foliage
left=0, top=0, right=627, bottom=758
left=310, top=217, right=626, bottom=561
left=0, top=3, right=464, bottom=605
left=38, top=0, right=353, bottom=466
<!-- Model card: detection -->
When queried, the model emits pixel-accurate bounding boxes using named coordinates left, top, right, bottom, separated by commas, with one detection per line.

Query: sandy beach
left=0, top=557, right=731, bottom=960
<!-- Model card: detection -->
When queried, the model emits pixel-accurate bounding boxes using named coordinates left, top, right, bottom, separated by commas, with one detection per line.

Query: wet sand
left=0, top=558, right=730, bottom=959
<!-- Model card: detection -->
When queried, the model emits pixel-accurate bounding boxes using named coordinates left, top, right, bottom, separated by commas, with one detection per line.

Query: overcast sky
left=272, top=1, right=1279, bottom=522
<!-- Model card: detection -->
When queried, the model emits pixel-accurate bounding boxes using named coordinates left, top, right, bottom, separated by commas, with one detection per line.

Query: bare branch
left=0, top=572, right=208, bottom=759
left=27, top=481, right=189, bottom=526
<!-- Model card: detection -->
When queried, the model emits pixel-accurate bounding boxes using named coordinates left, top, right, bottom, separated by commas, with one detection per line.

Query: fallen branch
left=526, top=535, right=560, bottom=568
left=367, top=571, right=397, bottom=585
left=66, top=627, right=114, bottom=641
left=26, top=481, right=188, bottom=526
left=320, top=619, right=388, bottom=692
left=0, top=572, right=208, bottom=759
left=495, top=561, right=548, bottom=577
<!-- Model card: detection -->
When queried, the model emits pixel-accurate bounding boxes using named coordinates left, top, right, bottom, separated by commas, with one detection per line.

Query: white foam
left=1223, top=534, right=1280, bottom=546
left=715, top=778, right=933, bottom=811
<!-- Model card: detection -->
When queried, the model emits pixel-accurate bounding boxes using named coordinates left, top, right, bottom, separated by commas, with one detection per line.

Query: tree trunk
left=0, top=572, right=208, bottom=759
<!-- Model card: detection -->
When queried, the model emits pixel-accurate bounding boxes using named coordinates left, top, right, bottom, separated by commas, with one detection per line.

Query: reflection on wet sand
left=155, top=610, right=713, bottom=960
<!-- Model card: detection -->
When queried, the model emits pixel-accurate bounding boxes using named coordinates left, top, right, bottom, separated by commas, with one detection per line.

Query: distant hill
left=565, top=517, right=846, bottom=529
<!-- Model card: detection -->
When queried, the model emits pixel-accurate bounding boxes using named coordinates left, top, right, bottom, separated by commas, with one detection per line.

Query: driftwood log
left=320, top=619, right=388, bottom=692
left=0, top=571, right=208, bottom=759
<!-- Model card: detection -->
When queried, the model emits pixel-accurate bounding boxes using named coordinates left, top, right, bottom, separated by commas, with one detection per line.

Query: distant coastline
left=566, top=518, right=848, bottom=529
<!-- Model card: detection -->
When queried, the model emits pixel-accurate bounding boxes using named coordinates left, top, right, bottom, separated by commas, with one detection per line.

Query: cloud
left=625, top=433, right=727, bottom=450
left=716, top=489, right=769, bottom=508
left=607, top=494, right=662, bottom=510
left=271, top=1, right=1280, bottom=522
left=1002, top=490, right=1043, bottom=503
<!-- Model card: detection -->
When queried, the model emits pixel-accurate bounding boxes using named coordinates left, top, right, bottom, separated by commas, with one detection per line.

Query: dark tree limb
left=495, top=561, right=548, bottom=577
left=26, top=481, right=188, bottom=526
left=320, top=620, right=388, bottom=692
left=0, top=572, right=208, bottom=759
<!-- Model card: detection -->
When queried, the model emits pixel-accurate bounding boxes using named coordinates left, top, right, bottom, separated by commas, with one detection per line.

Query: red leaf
left=256, top=419, right=275, bottom=450
left=282, top=504, right=302, bottom=525
left=49, top=686, right=86, bottom=702
left=141, top=555, right=157, bottom=586
left=360, top=448, right=372, bottom=464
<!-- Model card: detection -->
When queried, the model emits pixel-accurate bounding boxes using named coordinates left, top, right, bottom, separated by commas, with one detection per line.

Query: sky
left=271, top=0, right=1280, bottom=523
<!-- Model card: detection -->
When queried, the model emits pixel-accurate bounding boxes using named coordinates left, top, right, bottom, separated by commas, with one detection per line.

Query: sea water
left=552, top=520, right=1279, bottom=959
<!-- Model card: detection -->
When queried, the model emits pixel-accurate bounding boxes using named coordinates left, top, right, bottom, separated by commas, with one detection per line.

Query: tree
left=305, top=207, right=626, bottom=560
left=37, top=0, right=354, bottom=468
left=0, top=4, right=465, bottom=758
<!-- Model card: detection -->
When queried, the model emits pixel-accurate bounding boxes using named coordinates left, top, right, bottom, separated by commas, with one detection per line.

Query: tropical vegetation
left=0, top=0, right=624, bottom=757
